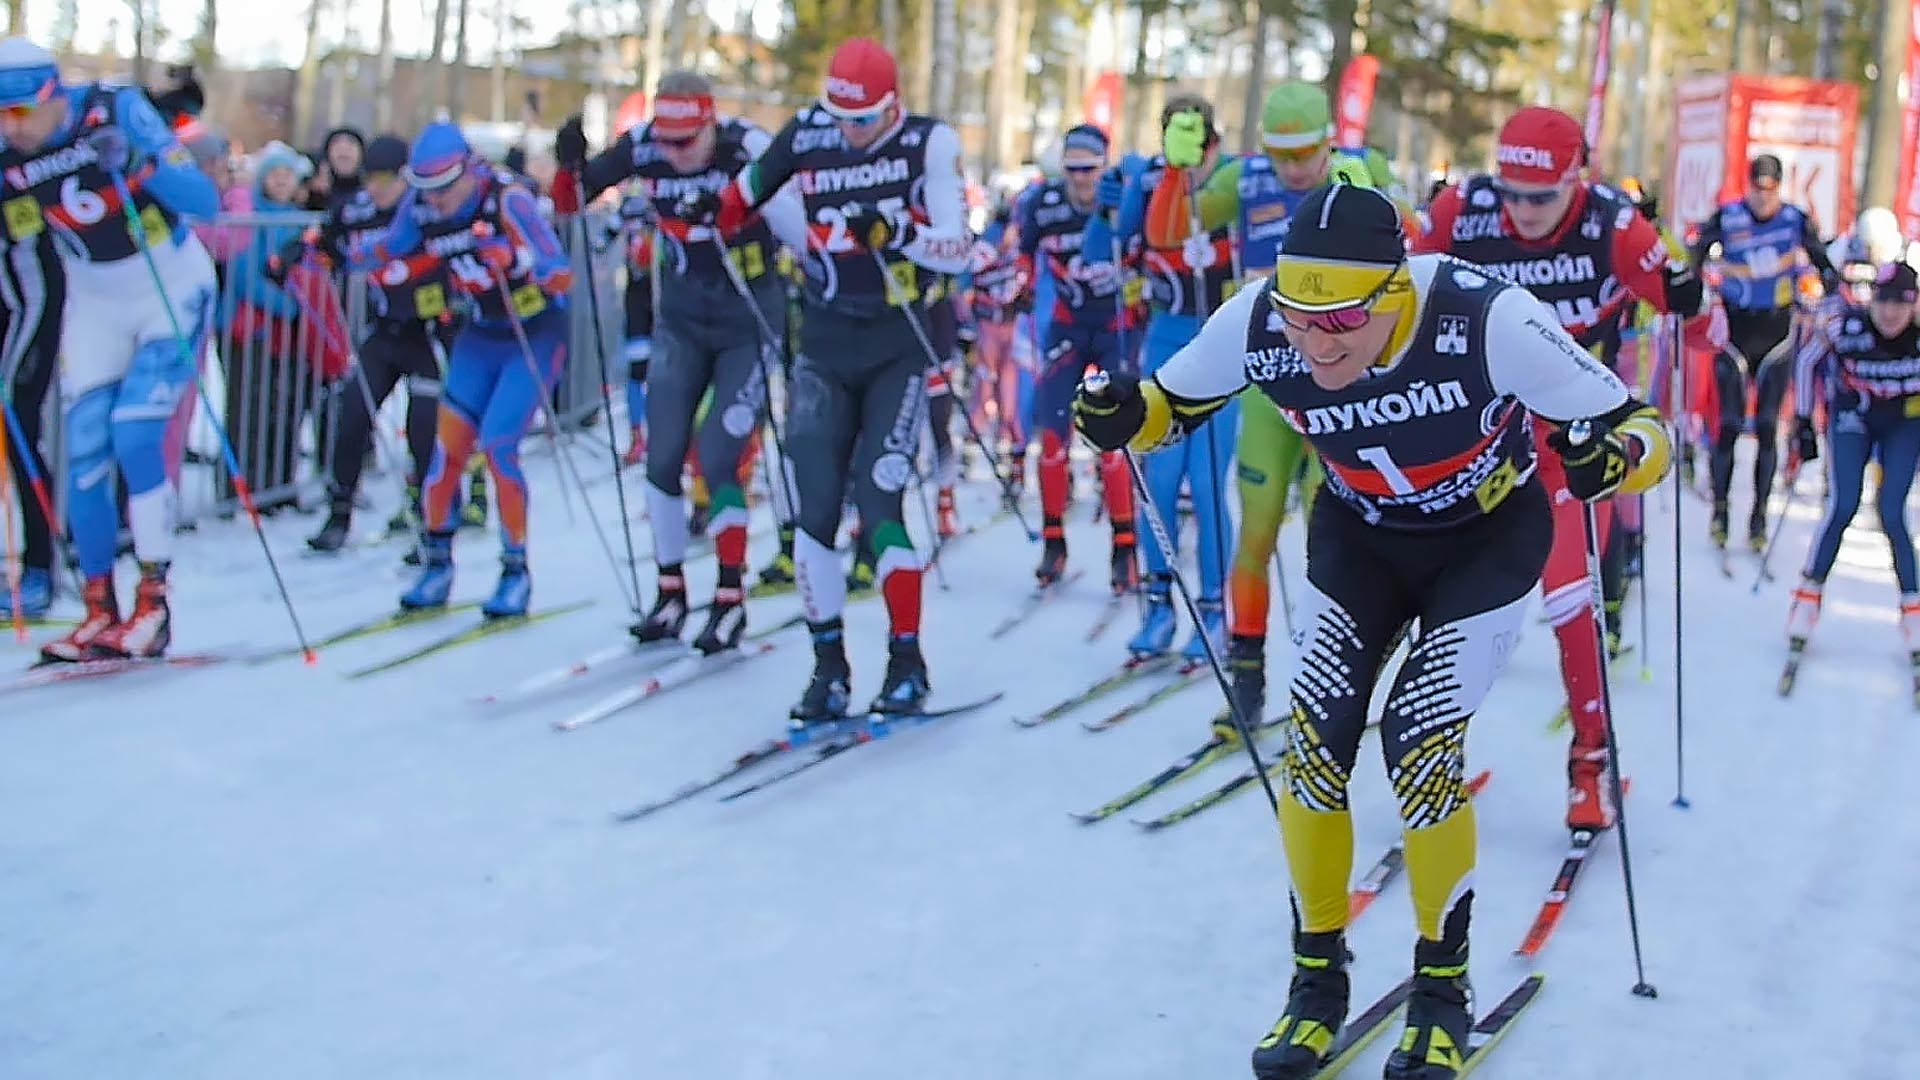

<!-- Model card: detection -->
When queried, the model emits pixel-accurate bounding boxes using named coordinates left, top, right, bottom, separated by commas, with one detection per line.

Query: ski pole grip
left=1565, top=419, right=1593, bottom=448
left=1083, top=370, right=1112, bottom=396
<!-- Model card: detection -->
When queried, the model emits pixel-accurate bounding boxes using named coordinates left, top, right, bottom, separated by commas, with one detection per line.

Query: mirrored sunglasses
left=1492, top=183, right=1565, bottom=207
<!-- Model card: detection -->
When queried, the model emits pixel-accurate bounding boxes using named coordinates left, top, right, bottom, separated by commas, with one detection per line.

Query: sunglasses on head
left=1276, top=264, right=1402, bottom=335
left=1492, top=183, right=1565, bottom=207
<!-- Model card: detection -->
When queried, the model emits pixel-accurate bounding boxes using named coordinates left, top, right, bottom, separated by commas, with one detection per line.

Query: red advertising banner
left=1898, top=0, right=1920, bottom=239
left=1583, top=0, right=1618, bottom=156
left=1083, top=73, right=1124, bottom=141
left=1667, top=74, right=1859, bottom=236
left=1333, top=55, right=1380, bottom=149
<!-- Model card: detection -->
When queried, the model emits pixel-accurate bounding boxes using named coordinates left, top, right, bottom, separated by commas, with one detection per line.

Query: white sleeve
left=1485, top=286, right=1632, bottom=421
left=742, top=124, right=811, bottom=254
left=900, top=123, right=971, bottom=275
left=1153, top=280, right=1264, bottom=401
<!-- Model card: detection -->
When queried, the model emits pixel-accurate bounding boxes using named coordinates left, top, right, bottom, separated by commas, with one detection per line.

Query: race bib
left=728, top=240, right=766, bottom=281
left=1745, top=246, right=1783, bottom=278
left=511, top=283, right=548, bottom=319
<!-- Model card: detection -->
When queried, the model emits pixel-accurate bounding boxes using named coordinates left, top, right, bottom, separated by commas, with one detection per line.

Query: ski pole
left=319, top=279, right=427, bottom=537
left=493, top=275, right=639, bottom=613
left=1667, top=315, right=1689, bottom=809
left=1567, top=420, right=1659, bottom=999
left=709, top=234, right=804, bottom=534
left=1086, top=373, right=1280, bottom=815
left=0, top=389, right=85, bottom=597
left=109, top=171, right=317, bottom=664
left=870, top=247, right=1039, bottom=541
left=569, top=189, right=645, bottom=612
left=1637, top=521, right=1652, bottom=684
left=0, top=429, right=22, bottom=640
left=1750, top=468, right=1798, bottom=594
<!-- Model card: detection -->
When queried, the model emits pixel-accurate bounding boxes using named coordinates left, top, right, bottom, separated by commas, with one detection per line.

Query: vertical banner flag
left=1083, top=73, right=1124, bottom=141
left=1583, top=0, right=1619, bottom=157
left=1333, top=55, right=1380, bottom=150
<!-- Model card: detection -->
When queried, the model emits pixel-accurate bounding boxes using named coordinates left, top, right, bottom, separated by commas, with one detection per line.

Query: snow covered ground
left=2, top=442, right=1916, bottom=1080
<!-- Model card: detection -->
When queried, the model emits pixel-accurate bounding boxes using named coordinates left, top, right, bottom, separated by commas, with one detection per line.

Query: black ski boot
left=387, top=482, right=422, bottom=538
left=791, top=618, right=853, bottom=727
left=307, top=501, right=352, bottom=553
left=1382, top=941, right=1475, bottom=1080
left=1709, top=500, right=1730, bottom=550
left=1224, top=634, right=1266, bottom=731
left=1035, top=517, right=1068, bottom=586
left=461, top=465, right=488, bottom=531
left=870, top=634, right=931, bottom=715
left=1251, top=931, right=1351, bottom=1080
left=691, top=569, right=746, bottom=655
left=846, top=548, right=877, bottom=597
left=1748, top=505, right=1768, bottom=554
left=630, top=565, right=690, bottom=643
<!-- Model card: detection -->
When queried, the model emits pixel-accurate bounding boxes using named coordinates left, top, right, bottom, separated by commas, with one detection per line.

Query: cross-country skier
left=1418, top=104, right=1716, bottom=831
left=0, top=38, right=219, bottom=661
left=1787, top=260, right=1920, bottom=660
left=298, top=133, right=451, bottom=554
left=1688, top=152, right=1835, bottom=551
left=1015, top=122, right=1136, bottom=591
left=966, top=205, right=1030, bottom=463
left=553, top=71, right=806, bottom=654
left=341, top=122, right=573, bottom=618
left=0, top=146, right=63, bottom=620
left=1073, top=183, right=1670, bottom=1080
left=686, top=36, right=971, bottom=719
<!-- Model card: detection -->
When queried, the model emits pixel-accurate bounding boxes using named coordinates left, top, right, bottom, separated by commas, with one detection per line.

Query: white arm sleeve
left=1485, top=287, right=1632, bottom=421
left=1152, top=279, right=1264, bottom=401
left=742, top=124, right=811, bottom=254
left=900, top=123, right=971, bottom=275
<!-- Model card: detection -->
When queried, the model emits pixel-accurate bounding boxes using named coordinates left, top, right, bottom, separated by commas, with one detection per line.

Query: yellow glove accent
left=1126, top=379, right=1173, bottom=453
left=1615, top=406, right=1671, bottom=496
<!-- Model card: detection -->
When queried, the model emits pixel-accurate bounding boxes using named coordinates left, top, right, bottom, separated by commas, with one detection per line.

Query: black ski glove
left=845, top=204, right=911, bottom=251
left=675, top=189, right=721, bottom=225
left=554, top=115, right=588, bottom=170
left=1793, top=416, right=1820, bottom=464
left=1073, top=371, right=1145, bottom=452
left=1547, top=419, right=1631, bottom=502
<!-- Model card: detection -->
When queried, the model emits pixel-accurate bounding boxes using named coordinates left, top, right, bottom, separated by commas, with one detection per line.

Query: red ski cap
left=651, top=94, right=714, bottom=138
left=822, top=37, right=898, bottom=120
left=1495, top=106, right=1583, bottom=187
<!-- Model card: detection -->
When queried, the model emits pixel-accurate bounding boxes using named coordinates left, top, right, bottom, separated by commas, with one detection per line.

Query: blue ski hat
left=404, top=122, right=471, bottom=190
left=0, top=38, right=59, bottom=111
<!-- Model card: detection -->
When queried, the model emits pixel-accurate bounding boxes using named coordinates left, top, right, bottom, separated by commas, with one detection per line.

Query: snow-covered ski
left=344, top=599, right=595, bottom=680
left=1346, top=770, right=1493, bottom=922
left=1513, top=779, right=1632, bottom=959
left=990, top=571, right=1084, bottom=639
left=248, top=601, right=483, bottom=665
left=552, top=640, right=779, bottom=731
left=1910, top=651, right=1919, bottom=710
left=1081, top=662, right=1204, bottom=733
left=1012, top=654, right=1172, bottom=728
left=1131, top=757, right=1284, bottom=831
left=0, top=652, right=226, bottom=694
left=716, top=693, right=1006, bottom=802
left=610, top=718, right=858, bottom=823
left=475, top=637, right=689, bottom=706
left=1778, top=635, right=1808, bottom=697
left=1070, top=716, right=1287, bottom=825
left=1457, top=974, right=1547, bottom=1075
left=1084, top=586, right=1134, bottom=643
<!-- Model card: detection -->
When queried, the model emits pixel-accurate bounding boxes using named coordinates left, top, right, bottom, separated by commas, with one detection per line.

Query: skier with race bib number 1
left=1073, top=183, right=1669, bottom=1080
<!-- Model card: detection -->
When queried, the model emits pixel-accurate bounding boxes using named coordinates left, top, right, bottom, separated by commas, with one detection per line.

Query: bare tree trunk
left=663, top=0, right=692, bottom=71
left=129, top=0, right=149, bottom=86
left=490, top=0, right=506, bottom=122
left=880, top=0, right=900, bottom=57
left=914, top=0, right=934, bottom=107
left=1814, top=0, right=1844, bottom=80
left=294, top=0, right=326, bottom=143
left=931, top=0, right=957, bottom=117
left=1008, top=0, right=1036, bottom=165
left=9, top=0, right=26, bottom=36
left=446, top=0, right=470, bottom=121
left=984, top=0, right=1019, bottom=178
left=643, top=0, right=669, bottom=94
left=1239, top=3, right=1271, bottom=155
left=1865, top=0, right=1908, bottom=209
left=1126, top=4, right=1151, bottom=153
left=420, top=0, right=450, bottom=125
left=192, top=0, right=219, bottom=73
left=374, top=0, right=395, bottom=128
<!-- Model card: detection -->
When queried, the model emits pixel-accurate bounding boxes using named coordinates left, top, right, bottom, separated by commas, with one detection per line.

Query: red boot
left=92, top=564, right=171, bottom=659
left=622, top=425, right=646, bottom=468
left=1566, top=745, right=1616, bottom=832
left=41, top=575, right=120, bottom=663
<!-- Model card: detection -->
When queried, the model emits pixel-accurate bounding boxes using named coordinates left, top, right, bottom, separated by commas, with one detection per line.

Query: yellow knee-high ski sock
left=1402, top=802, right=1475, bottom=943
left=1278, top=789, right=1354, bottom=933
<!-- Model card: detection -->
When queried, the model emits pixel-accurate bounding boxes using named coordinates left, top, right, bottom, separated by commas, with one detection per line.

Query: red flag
left=1898, top=0, right=1920, bottom=239
left=1082, top=73, right=1123, bottom=140
left=1333, top=55, right=1380, bottom=149
left=287, top=262, right=353, bottom=382
left=1583, top=0, right=1618, bottom=157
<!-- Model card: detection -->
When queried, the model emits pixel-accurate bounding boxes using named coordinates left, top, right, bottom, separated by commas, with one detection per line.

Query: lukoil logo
left=1496, top=143, right=1555, bottom=170
left=826, top=76, right=870, bottom=101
